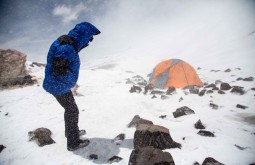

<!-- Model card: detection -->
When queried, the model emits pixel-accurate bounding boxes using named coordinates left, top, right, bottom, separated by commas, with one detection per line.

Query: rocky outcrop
left=128, top=115, right=153, bottom=128
left=0, top=49, right=27, bottom=86
left=129, top=146, right=175, bottom=165
left=202, top=157, right=224, bottom=165
left=134, top=124, right=181, bottom=150
left=173, top=106, right=195, bottom=118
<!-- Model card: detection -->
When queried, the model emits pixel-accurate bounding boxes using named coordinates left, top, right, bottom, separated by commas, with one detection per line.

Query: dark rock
left=166, top=87, right=176, bottom=95
left=151, top=90, right=165, bottom=95
left=128, top=115, right=153, bottom=128
left=220, top=83, right=232, bottom=90
left=152, top=95, right=157, bottom=99
left=194, top=162, right=200, bottom=165
left=189, top=86, right=199, bottom=94
left=236, top=104, right=248, bottom=109
left=231, top=86, right=245, bottom=95
left=212, top=87, right=219, bottom=91
left=144, top=84, right=154, bottom=94
left=182, top=137, right=185, bottom=140
left=134, top=124, right=181, bottom=150
left=89, top=154, right=98, bottom=160
left=202, top=157, right=224, bottom=165
left=159, top=115, right=167, bottom=119
left=108, top=156, right=123, bottom=164
left=130, top=85, right=142, bottom=93
left=5, top=112, right=8, bottom=116
left=179, top=97, right=183, bottom=102
left=197, top=67, right=202, bottom=70
left=194, top=119, right=205, bottom=129
left=173, top=106, right=195, bottom=118
left=204, top=82, right=209, bottom=86
left=205, top=84, right=216, bottom=89
left=129, top=146, right=175, bottom=165
left=28, top=128, right=55, bottom=146
left=131, top=75, right=147, bottom=86
left=113, top=133, right=125, bottom=145
left=12, top=75, right=35, bottom=86
left=236, top=77, right=243, bottom=81
left=199, top=89, right=206, bottom=96
left=218, top=90, right=225, bottom=94
left=235, top=68, right=241, bottom=70
left=224, top=68, right=231, bottom=72
left=209, top=103, right=219, bottom=110
left=234, top=144, right=249, bottom=150
left=31, top=62, right=46, bottom=67
left=251, top=88, right=255, bottom=91
left=243, top=76, right=254, bottom=81
left=197, top=130, right=215, bottom=137
left=161, top=95, right=168, bottom=100
left=0, top=144, right=6, bottom=153
left=206, top=90, right=213, bottom=94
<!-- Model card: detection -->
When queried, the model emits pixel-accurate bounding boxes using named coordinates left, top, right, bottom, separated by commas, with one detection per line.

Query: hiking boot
left=67, top=140, right=90, bottom=151
left=65, top=130, right=86, bottom=138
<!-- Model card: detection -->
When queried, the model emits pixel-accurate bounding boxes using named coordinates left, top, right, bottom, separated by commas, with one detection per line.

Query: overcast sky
left=0, top=0, right=255, bottom=64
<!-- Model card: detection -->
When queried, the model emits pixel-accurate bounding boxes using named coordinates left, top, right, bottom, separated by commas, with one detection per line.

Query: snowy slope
left=0, top=58, right=255, bottom=164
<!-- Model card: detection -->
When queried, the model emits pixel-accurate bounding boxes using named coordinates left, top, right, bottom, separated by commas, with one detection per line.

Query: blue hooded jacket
left=43, top=22, right=100, bottom=95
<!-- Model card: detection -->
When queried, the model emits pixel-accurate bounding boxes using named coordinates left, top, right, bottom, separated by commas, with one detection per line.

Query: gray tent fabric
left=169, top=59, right=182, bottom=68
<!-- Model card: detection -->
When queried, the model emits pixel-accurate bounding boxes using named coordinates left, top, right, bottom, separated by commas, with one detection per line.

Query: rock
left=194, top=119, right=205, bottom=129
left=31, top=62, right=46, bottom=67
left=234, top=144, right=249, bottom=150
left=209, top=103, right=219, bottom=110
left=199, top=89, right=206, bottom=96
left=179, top=97, right=183, bottom=102
left=134, top=124, right=181, bottom=149
left=108, top=156, right=123, bottom=164
left=129, top=146, right=175, bottom=165
left=236, top=104, right=248, bottom=109
left=224, top=68, right=231, bottom=72
left=89, top=154, right=98, bottom=160
left=212, top=87, right=219, bottom=90
left=243, top=76, right=254, bottom=81
left=197, top=130, right=215, bottom=137
left=231, top=86, right=245, bottom=95
left=5, top=113, right=8, bottom=116
left=220, top=83, right=232, bottom=90
left=197, top=67, right=202, bottom=70
left=159, top=115, right=167, bottom=119
left=130, top=85, right=142, bottom=93
left=113, top=133, right=125, bottom=145
left=28, top=128, right=55, bottom=146
left=144, top=84, right=154, bottom=94
left=161, top=95, right=168, bottom=100
left=194, top=162, right=200, bottom=165
left=218, top=90, right=225, bottom=94
left=173, top=106, right=195, bottom=118
left=151, top=90, right=165, bottom=95
left=128, top=115, right=153, bottom=128
left=0, top=49, right=27, bottom=86
left=152, top=95, right=157, bottom=99
left=166, top=86, right=176, bottom=95
left=251, top=88, right=255, bottom=91
left=205, top=84, right=216, bottom=89
left=202, top=157, right=224, bottom=165
left=189, top=86, right=199, bottom=94
left=0, top=144, right=6, bottom=153
left=129, top=75, right=147, bottom=86
left=236, top=77, right=243, bottom=81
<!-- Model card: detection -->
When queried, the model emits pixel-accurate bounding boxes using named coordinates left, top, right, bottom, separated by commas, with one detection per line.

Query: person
left=43, top=22, right=100, bottom=151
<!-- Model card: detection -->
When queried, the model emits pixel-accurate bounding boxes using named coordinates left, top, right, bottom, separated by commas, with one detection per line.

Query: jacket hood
left=67, top=22, right=100, bottom=51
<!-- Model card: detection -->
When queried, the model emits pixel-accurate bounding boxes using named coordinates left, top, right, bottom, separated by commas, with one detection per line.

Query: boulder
left=128, top=115, right=153, bottom=128
left=197, top=130, right=215, bottom=137
left=134, top=124, right=181, bottom=150
left=113, top=133, right=125, bottom=145
left=231, top=86, right=245, bottom=95
left=0, top=49, right=27, bottom=86
left=199, top=89, right=206, bottom=96
left=0, top=144, right=6, bottom=153
left=144, top=84, right=154, bottom=94
left=130, top=85, right=142, bottom=93
left=209, top=103, right=219, bottom=110
left=206, top=90, right=213, bottom=94
left=194, top=119, right=205, bottom=129
left=236, top=77, right=243, bottom=81
left=159, top=115, right=167, bottom=119
left=205, top=84, right=216, bottom=89
left=173, top=106, right=195, bottom=118
left=220, top=83, right=232, bottom=90
left=236, top=104, right=248, bottom=109
left=108, top=156, right=123, bottom=164
left=189, top=86, right=199, bottom=94
left=89, top=154, right=98, bottom=160
left=129, top=146, right=175, bottom=165
left=28, top=128, right=55, bottom=146
left=224, top=68, right=231, bottom=72
left=251, top=88, right=255, bottom=91
left=202, top=157, right=224, bottom=165
left=243, top=76, right=254, bottom=81
left=212, top=87, right=219, bottom=91
left=166, top=87, right=176, bottom=95
left=218, top=90, right=225, bottom=94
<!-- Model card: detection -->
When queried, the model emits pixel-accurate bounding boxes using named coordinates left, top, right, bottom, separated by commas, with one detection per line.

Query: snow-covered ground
left=0, top=56, right=254, bottom=164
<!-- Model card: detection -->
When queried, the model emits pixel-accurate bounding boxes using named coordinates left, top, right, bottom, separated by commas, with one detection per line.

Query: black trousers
left=54, top=91, right=80, bottom=148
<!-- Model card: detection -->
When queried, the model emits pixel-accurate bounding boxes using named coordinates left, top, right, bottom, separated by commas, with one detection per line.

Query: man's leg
left=54, top=91, right=80, bottom=149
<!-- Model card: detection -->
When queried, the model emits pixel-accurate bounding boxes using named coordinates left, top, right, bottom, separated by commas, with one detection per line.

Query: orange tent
left=149, top=59, right=203, bottom=89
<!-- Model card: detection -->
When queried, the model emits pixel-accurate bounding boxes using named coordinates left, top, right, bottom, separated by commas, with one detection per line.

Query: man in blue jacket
left=43, top=22, right=100, bottom=151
